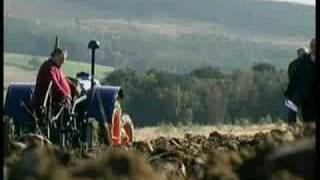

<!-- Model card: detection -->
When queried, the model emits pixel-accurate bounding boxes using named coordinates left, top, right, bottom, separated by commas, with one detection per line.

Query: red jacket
left=31, top=59, right=71, bottom=109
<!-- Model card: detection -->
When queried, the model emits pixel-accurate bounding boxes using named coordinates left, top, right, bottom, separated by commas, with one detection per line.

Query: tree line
left=103, top=63, right=288, bottom=126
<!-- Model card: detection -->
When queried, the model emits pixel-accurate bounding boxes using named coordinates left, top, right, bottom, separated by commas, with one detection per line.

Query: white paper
left=285, top=99, right=298, bottom=112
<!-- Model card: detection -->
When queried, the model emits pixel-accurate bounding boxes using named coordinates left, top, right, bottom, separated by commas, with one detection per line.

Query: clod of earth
left=5, top=123, right=315, bottom=180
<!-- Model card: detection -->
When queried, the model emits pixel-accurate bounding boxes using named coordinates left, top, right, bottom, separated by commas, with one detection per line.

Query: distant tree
left=102, top=65, right=287, bottom=126
left=252, top=63, right=276, bottom=73
left=207, top=82, right=227, bottom=123
left=191, top=66, right=224, bottom=79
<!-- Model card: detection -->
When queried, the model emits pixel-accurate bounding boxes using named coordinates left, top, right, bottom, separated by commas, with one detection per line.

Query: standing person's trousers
left=301, top=104, right=317, bottom=122
left=287, top=109, right=297, bottom=124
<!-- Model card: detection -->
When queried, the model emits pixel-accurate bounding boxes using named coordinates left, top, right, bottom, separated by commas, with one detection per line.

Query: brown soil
left=4, top=123, right=315, bottom=180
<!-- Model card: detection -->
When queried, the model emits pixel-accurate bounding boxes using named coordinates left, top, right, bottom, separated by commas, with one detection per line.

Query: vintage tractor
left=4, top=38, right=134, bottom=148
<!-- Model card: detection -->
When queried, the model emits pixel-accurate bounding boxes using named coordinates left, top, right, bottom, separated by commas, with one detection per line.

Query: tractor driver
left=31, top=48, right=79, bottom=120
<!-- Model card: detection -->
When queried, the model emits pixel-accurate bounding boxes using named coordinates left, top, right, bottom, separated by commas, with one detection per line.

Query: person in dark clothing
left=285, top=38, right=317, bottom=123
left=285, top=48, right=308, bottom=99
left=284, top=47, right=308, bottom=123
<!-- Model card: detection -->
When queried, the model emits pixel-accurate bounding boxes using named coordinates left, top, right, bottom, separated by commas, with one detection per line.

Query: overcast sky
left=272, top=0, right=315, bottom=5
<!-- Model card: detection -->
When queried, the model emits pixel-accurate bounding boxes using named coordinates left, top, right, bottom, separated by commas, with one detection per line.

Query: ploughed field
left=4, top=123, right=315, bottom=180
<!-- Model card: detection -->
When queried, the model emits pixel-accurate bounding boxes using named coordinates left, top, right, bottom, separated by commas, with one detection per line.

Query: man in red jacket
left=31, top=48, right=77, bottom=119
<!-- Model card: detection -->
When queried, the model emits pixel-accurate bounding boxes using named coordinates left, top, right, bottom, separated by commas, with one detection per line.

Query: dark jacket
left=285, top=54, right=317, bottom=107
left=284, top=58, right=301, bottom=99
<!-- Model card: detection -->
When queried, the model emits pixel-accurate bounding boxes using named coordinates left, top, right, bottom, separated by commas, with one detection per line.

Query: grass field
left=4, top=52, right=114, bottom=90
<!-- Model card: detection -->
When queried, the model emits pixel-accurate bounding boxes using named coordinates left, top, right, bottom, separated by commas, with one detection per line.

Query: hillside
left=4, top=0, right=315, bottom=72
left=5, top=0, right=314, bottom=36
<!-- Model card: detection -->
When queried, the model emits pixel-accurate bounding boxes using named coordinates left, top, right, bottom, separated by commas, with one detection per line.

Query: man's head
left=310, top=38, right=316, bottom=56
left=50, top=48, right=67, bottom=67
left=297, top=47, right=308, bottom=58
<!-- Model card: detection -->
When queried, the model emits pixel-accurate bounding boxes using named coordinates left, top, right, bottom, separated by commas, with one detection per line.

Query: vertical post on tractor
left=88, top=40, right=100, bottom=92
left=54, top=36, right=60, bottom=49
left=91, top=50, right=95, bottom=91
left=86, top=40, right=100, bottom=147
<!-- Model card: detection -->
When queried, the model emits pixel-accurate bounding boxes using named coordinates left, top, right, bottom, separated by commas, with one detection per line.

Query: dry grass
left=135, top=123, right=289, bottom=141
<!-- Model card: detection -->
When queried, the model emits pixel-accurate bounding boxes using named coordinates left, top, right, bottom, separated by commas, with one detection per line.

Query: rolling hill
left=4, top=0, right=315, bottom=72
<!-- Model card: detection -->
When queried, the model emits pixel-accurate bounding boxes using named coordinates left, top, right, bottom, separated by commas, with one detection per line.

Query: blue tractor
left=4, top=38, right=134, bottom=147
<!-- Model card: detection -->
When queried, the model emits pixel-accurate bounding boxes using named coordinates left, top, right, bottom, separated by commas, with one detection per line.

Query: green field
left=4, top=52, right=114, bottom=90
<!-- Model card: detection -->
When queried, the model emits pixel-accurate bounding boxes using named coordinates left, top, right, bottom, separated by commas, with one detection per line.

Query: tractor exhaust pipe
left=86, top=40, right=104, bottom=148
left=87, top=40, right=112, bottom=146
left=54, top=36, right=60, bottom=49
left=88, top=40, right=100, bottom=91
